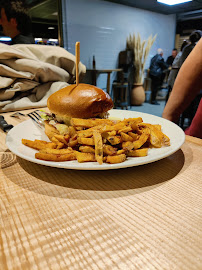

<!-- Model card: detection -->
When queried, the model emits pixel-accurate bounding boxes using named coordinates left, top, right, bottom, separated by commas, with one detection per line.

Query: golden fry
left=122, top=117, right=143, bottom=125
left=145, top=124, right=165, bottom=148
left=57, top=142, right=65, bottom=149
left=78, top=137, right=95, bottom=146
left=133, top=132, right=149, bottom=149
left=128, top=132, right=139, bottom=140
left=118, top=126, right=132, bottom=134
left=68, top=138, right=78, bottom=148
left=138, top=123, right=161, bottom=131
left=106, top=154, right=126, bottom=164
left=107, top=130, right=117, bottom=136
left=148, top=125, right=170, bottom=146
left=100, top=122, right=126, bottom=133
left=127, top=148, right=148, bottom=157
left=103, top=144, right=117, bottom=156
left=53, top=134, right=70, bottom=145
left=93, top=130, right=103, bottom=164
left=162, top=134, right=170, bottom=146
left=131, top=122, right=138, bottom=131
left=51, top=137, right=59, bottom=143
left=22, top=139, right=57, bottom=150
left=77, top=125, right=103, bottom=138
left=149, top=131, right=162, bottom=148
left=75, top=126, right=84, bottom=131
left=117, top=149, right=126, bottom=155
left=120, top=132, right=134, bottom=142
left=68, top=126, right=77, bottom=137
left=71, top=118, right=113, bottom=128
left=75, top=152, right=96, bottom=163
left=122, top=141, right=134, bottom=151
left=107, top=135, right=122, bottom=145
left=35, top=152, right=76, bottom=161
left=153, top=124, right=161, bottom=131
left=79, top=146, right=95, bottom=153
left=51, top=137, right=64, bottom=149
left=39, top=148, right=73, bottom=155
left=35, top=139, right=51, bottom=144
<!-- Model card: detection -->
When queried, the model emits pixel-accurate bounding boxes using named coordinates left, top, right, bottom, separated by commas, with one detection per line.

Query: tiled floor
left=115, top=89, right=167, bottom=118
left=129, top=100, right=166, bottom=118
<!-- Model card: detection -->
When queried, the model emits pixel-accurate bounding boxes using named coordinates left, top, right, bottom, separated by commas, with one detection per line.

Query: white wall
left=61, top=0, right=176, bottom=90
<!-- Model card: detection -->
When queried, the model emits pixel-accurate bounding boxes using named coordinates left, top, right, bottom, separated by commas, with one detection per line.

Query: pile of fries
left=22, top=117, right=170, bottom=165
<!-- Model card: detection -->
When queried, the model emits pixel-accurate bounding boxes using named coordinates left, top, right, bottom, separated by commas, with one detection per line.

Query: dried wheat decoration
left=126, top=33, right=157, bottom=84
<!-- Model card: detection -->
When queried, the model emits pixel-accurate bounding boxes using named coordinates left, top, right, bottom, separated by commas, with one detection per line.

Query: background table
left=87, top=68, right=123, bottom=94
left=0, top=109, right=202, bottom=269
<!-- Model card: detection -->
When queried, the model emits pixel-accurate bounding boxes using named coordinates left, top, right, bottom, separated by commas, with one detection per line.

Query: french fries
left=22, top=116, right=170, bottom=164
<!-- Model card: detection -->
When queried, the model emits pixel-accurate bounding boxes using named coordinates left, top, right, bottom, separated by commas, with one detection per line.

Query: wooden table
left=87, top=68, right=123, bottom=94
left=1, top=109, right=202, bottom=270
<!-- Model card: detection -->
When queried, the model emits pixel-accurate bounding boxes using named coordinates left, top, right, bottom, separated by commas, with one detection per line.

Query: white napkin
left=0, top=44, right=86, bottom=112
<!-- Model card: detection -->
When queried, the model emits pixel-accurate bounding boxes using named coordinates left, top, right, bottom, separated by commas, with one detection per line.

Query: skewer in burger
left=42, top=83, right=114, bottom=140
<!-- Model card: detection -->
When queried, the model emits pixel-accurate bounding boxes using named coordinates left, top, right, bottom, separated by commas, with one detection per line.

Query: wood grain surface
left=0, top=110, right=202, bottom=270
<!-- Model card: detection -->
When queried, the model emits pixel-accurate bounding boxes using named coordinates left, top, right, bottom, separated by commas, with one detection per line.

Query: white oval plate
left=6, top=109, right=185, bottom=170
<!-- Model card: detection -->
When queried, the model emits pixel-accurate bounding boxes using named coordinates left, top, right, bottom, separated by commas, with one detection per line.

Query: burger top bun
left=47, top=83, right=113, bottom=119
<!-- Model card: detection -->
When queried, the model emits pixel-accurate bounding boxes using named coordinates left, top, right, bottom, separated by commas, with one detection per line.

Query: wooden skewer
left=75, top=41, right=80, bottom=86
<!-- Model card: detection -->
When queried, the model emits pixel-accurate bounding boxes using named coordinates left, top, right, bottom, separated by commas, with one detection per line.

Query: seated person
left=0, top=0, right=34, bottom=45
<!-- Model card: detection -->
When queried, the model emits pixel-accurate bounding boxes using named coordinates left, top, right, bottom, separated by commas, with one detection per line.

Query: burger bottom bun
left=44, top=121, right=59, bottom=140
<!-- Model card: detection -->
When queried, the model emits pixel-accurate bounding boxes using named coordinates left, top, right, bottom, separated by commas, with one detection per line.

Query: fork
left=27, top=110, right=44, bottom=129
left=11, top=110, right=45, bottom=129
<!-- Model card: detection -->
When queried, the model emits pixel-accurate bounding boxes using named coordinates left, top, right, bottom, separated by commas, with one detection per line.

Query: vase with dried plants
left=127, top=33, right=157, bottom=105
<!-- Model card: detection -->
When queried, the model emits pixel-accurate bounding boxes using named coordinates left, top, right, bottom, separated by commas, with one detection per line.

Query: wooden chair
left=112, top=50, right=134, bottom=109
left=112, top=81, right=129, bottom=109
left=143, top=69, right=152, bottom=102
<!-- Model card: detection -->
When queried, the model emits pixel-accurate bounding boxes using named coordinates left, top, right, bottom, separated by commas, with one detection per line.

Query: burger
left=42, top=83, right=114, bottom=140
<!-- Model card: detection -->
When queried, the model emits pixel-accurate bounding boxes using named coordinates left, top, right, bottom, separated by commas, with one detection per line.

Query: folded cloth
left=0, top=43, right=86, bottom=112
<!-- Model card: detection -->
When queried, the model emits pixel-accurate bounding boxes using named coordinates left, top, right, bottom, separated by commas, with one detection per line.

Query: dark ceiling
left=28, top=0, right=58, bottom=24
left=26, top=0, right=202, bottom=39
left=27, top=0, right=202, bottom=23
left=1, top=0, right=201, bottom=40
left=27, top=0, right=58, bottom=39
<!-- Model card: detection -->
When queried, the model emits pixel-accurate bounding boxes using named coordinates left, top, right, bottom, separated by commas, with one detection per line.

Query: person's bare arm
left=162, top=38, right=202, bottom=123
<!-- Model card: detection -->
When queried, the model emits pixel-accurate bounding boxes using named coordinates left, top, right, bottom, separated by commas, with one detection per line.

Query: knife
left=0, top=115, right=14, bottom=132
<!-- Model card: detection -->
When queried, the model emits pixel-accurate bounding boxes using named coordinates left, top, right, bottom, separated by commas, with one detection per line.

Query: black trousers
left=150, top=75, right=163, bottom=103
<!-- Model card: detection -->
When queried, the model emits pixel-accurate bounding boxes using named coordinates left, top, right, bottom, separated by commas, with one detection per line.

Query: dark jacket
left=149, top=54, right=168, bottom=78
left=11, top=34, right=35, bottom=45
left=166, top=55, right=174, bottom=66
left=179, top=43, right=195, bottom=67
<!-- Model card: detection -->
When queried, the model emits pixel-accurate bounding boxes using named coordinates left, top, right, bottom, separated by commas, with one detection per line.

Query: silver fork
left=11, top=110, right=45, bottom=129
left=27, top=110, right=44, bottom=129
